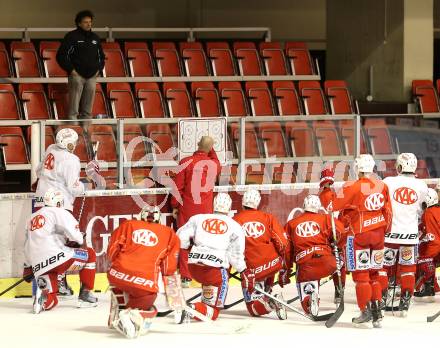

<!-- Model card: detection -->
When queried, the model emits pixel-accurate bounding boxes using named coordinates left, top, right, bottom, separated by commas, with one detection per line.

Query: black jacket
left=56, top=28, right=105, bottom=79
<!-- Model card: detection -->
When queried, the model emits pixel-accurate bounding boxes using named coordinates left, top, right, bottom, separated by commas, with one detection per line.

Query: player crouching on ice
left=282, top=195, right=345, bottom=316
left=176, top=193, right=254, bottom=322
left=106, top=206, right=180, bottom=339
left=23, top=188, right=97, bottom=314
left=415, top=188, right=440, bottom=301
left=233, top=189, right=288, bottom=319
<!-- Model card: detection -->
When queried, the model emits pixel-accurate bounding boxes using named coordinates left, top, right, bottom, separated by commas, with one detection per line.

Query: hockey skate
left=370, top=300, right=383, bottom=328
left=352, top=304, right=372, bottom=327
left=268, top=293, right=287, bottom=320
left=176, top=304, right=193, bottom=324
left=414, top=279, right=435, bottom=303
left=77, top=286, right=98, bottom=308
left=33, top=281, right=48, bottom=314
left=397, top=290, right=411, bottom=317
left=181, top=277, right=192, bottom=289
left=57, top=273, right=74, bottom=297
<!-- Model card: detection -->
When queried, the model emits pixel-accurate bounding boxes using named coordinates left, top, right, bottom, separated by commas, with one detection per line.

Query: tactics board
left=178, top=117, right=227, bottom=164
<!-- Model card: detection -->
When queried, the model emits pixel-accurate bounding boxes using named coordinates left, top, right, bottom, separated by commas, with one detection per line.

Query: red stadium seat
left=48, top=84, right=69, bottom=119
left=233, top=42, right=262, bottom=76
left=245, top=81, right=275, bottom=116
left=0, top=127, right=29, bottom=164
left=102, top=42, right=127, bottom=77
left=258, top=122, right=288, bottom=157
left=179, top=42, right=209, bottom=76
left=298, top=81, right=328, bottom=115
left=144, top=124, right=175, bottom=160
left=125, top=168, right=152, bottom=187
left=152, top=42, right=182, bottom=76
left=39, top=41, right=66, bottom=77
left=285, top=42, right=315, bottom=75
left=93, top=83, right=109, bottom=117
left=123, top=124, right=147, bottom=162
left=0, top=42, right=13, bottom=77
left=324, top=80, right=354, bottom=114
left=412, top=80, right=440, bottom=113
left=88, top=125, right=117, bottom=162
left=135, top=82, right=166, bottom=118
left=259, top=42, right=288, bottom=75
left=124, top=42, right=155, bottom=77
left=416, top=159, right=430, bottom=178
left=19, top=83, right=51, bottom=120
left=206, top=42, right=236, bottom=76
left=230, top=123, right=262, bottom=158
left=312, top=121, right=342, bottom=156
left=11, top=41, right=41, bottom=77
left=163, top=82, right=194, bottom=118
left=191, top=82, right=221, bottom=117
left=0, top=84, right=21, bottom=120
left=56, top=126, right=89, bottom=162
left=107, top=82, right=137, bottom=118
left=218, top=82, right=249, bottom=116
left=272, top=81, right=303, bottom=115
left=284, top=121, right=316, bottom=157
left=364, top=118, right=394, bottom=155
left=340, top=122, right=368, bottom=155
left=100, top=168, right=118, bottom=189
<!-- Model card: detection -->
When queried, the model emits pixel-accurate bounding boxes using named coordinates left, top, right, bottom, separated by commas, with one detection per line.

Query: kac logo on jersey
left=30, top=215, right=46, bottom=231
left=202, top=218, right=228, bottom=235
left=132, top=229, right=158, bottom=247
left=242, top=221, right=265, bottom=238
left=295, top=221, right=320, bottom=237
left=364, top=193, right=385, bottom=211
left=44, top=153, right=55, bottom=170
left=393, top=187, right=418, bottom=205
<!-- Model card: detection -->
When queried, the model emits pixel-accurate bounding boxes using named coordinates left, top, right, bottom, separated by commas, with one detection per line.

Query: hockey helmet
left=242, top=189, right=261, bottom=209
left=396, top=153, right=417, bottom=174
left=44, top=188, right=64, bottom=208
left=214, top=193, right=232, bottom=214
left=354, top=154, right=375, bottom=174
left=303, top=194, right=322, bottom=213
left=140, top=205, right=161, bottom=223
left=56, top=128, right=78, bottom=152
left=426, top=188, right=439, bottom=208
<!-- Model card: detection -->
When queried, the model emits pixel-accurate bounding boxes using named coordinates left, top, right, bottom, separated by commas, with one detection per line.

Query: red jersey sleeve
left=270, top=214, right=289, bottom=258
left=208, top=148, right=221, bottom=176
left=170, top=159, right=188, bottom=208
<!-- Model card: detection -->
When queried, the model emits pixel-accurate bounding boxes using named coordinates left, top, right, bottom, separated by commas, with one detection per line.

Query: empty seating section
left=11, top=41, right=41, bottom=77
left=298, top=81, right=328, bottom=115
left=412, top=80, right=440, bottom=113
left=272, top=81, right=302, bottom=115
left=191, top=82, right=221, bottom=117
left=0, top=84, right=21, bottom=120
left=179, top=42, right=209, bottom=76
left=40, top=41, right=66, bottom=77
left=233, top=42, right=262, bottom=76
left=88, top=125, right=117, bottom=162
left=285, top=42, right=315, bottom=75
left=206, top=42, right=236, bottom=76
left=152, top=42, right=182, bottom=76
left=0, top=127, right=29, bottom=164
left=48, top=84, right=69, bottom=119
left=324, top=80, right=354, bottom=114
left=19, top=84, right=51, bottom=119
left=124, top=42, right=154, bottom=77
left=218, top=82, right=249, bottom=116
left=101, top=42, right=127, bottom=77
left=123, top=124, right=147, bottom=162
left=163, top=82, right=194, bottom=117
left=107, top=82, right=137, bottom=118
left=135, top=82, right=166, bottom=118
left=0, top=42, right=12, bottom=77
left=259, top=42, right=288, bottom=75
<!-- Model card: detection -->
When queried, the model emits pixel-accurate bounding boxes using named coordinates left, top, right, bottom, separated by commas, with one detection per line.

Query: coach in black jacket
left=57, top=10, right=105, bottom=120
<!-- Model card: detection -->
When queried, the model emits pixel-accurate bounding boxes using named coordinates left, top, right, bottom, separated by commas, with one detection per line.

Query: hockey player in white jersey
left=176, top=193, right=254, bottom=322
left=380, top=153, right=428, bottom=316
left=23, top=188, right=98, bottom=314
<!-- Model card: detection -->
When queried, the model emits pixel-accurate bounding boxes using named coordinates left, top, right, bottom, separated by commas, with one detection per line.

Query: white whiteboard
left=178, top=117, right=227, bottom=164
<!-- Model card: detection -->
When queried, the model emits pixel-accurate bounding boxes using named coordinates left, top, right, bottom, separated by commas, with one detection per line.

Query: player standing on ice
left=333, top=154, right=392, bottom=328
left=176, top=193, right=254, bottom=322
left=380, top=153, right=428, bottom=316
left=106, top=206, right=180, bottom=339
left=283, top=195, right=345, bottom=316
left=233, top=189, right=288, bottom=320
left=415, top=188, right=440, bottom=301
left=33, top=128, right=100, bottom=296
left=23, top=188, right=97, bottom=314
left=318, top=168, right=347, bottom=304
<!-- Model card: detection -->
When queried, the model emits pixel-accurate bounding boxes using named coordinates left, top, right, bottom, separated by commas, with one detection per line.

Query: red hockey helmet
left=320, top=168, right=334, bottom=187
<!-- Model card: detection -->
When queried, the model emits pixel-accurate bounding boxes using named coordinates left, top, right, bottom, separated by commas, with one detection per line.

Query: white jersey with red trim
left=383, top=174, right=428, bottom=245
left=24, top=206, right=83, bottom=277
left=176, top=213, right=246, bottom=272
left=35, top=144, right=85, bottom=211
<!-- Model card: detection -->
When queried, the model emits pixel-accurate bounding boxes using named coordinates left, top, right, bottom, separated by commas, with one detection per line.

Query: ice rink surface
left=1, top=282, right=440, bottom=348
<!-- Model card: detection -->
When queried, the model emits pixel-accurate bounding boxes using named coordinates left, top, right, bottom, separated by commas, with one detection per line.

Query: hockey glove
left=85, top=160, right=100, bottom=180
left=23, top=266, right=34, bottom=282
left=241, top=269, right=256, bottom=293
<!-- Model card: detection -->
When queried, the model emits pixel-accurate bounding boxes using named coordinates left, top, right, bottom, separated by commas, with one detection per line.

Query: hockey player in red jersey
left=415, top=188, right=440, bottom=301
left=23, top=188, right=97, bottom=314
left=176, top=193, right=253, bottom=322
left=283, top=195, right=345, bottom=316
left=319, top=168, right=347, bottom=304
left=107, top=205, right=179, bottom=338
left=333, top=154, right=392, bottom=327
left=233, top=189, right=288, bottom=319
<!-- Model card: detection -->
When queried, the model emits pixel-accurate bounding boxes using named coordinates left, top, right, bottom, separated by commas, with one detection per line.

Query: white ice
left=1, top=281, right=439, bottom=348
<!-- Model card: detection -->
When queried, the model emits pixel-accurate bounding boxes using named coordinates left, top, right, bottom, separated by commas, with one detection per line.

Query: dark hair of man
left=75, top=10, right=94, bottom=26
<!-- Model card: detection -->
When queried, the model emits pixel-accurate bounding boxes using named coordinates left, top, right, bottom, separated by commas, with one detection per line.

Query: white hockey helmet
left=303, top=194, right=322, bottom=213
left=56, top=128, right=78, bottom=152
left=242, top=189, right=261, bottom=209
left=426, top=188, right=439, bottom=208
left=44, top=188, right=64, bottom=208
left=354, top=154, right=376, bottom=174
left=213, top=193, right=232, bottom=214
left=396, top=153, right=417, bottom=174
left=140, top=205, right=161, bottom=223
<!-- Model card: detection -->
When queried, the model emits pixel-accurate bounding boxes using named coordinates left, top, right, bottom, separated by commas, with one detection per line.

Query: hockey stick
left=0, top=275, right=33, bottom=297
left=385, top=251, right=400, bottom=313
left=325, top=212, right=345, bottom=328
left=286, top=274, right=334, bottom=305
left=427, top=309, right=440, bottom=322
